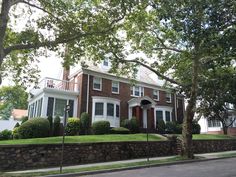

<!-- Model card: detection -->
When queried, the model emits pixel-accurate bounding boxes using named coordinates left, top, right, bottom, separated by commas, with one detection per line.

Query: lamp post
left=60, top=104, right=70, bottom=173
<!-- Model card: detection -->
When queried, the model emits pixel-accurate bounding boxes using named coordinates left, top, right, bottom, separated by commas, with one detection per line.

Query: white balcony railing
left=34, top=77, right=79, bottom=92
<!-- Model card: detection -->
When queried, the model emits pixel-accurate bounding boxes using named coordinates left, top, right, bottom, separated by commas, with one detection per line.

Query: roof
left=11, top=109, right=28, bottom=120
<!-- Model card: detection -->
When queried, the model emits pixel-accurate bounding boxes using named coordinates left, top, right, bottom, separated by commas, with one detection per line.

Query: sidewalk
left=7, top=150, right=236, bottom=175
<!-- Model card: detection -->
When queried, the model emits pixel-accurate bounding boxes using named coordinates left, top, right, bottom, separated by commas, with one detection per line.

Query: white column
left=143, top=108, right=147, bottom=128
left=129, top=107, right=133, bottom=119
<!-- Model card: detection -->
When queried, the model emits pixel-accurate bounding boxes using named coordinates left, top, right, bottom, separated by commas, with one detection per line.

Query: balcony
left=30, top=77, right=79, bottom=96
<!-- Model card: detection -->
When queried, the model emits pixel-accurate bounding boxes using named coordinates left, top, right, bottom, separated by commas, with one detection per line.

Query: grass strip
left=2, top=156, right=190, bottom=177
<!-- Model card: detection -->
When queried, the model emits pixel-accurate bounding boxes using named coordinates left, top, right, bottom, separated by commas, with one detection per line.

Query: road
left=83, top=157, right=236, bottom=177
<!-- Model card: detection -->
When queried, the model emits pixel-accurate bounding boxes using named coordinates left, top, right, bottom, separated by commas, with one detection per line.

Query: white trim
left=86, top=74, right=90, bottom=113
left=166, top=92, right=172, bottom=103
left=130, top=86, right=144, bottom=97
left=154, top=106, right=173, bottom=124
left=93, top=77, right=102, bottom=91
left=153, top=90, right=159, bottom=101
left=112, top=81, right=119, bottom=94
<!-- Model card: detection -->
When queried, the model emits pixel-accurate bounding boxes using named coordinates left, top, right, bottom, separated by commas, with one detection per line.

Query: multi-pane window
left=166, top=93, right=171, bottom=103
left=153, top=90, right=159, bottom=101
left=208, top=119, right=221, bottom=127
left=156, top=110, right=163, bottom=120
left=165, top=111, right=171, bottom=122
left=112, top=81, right=119, bottom=94
left=116, top=105, right=120, bottom=118
left=54, top=99, right=67, bottom=117
left=107, top=103, right=114, bottom=116
left=93, top=77, right=102, bottom=91
left=95, top=102, right=104, bottom=115
left=131, top=86, right=144, bottom=97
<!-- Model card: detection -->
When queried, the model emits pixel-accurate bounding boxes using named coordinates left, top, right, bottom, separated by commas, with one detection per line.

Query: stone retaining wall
left=0, top=141, right=176, bottom=171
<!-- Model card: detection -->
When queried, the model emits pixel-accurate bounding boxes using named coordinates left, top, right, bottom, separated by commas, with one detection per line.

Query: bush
left=192, top=121, right=201, bottom=134
left=53, top=116, right=61, bottom=136
left=21, top=116, right=28, bottom=124
left=18, top=118, right=50, bottom=139
left=47, top=116, right=53, bottom=136
left=14, top=122, right=20, bottom=128
left=12, top=127, right=20, bottom=139
left=0, top=129, right=12, bottom=140
left=156, top=120, right=166, bottom=134
left=80, top=112, right=90, bottom=134
left=121, top=117, right=139, bottom=133
left=92, top=121, right=110, bottom=135
left=165, top=122, right=182, bottom=134
left=110, top=127, right=130, bottom=134
left=65, top=118, right=81, bottom=136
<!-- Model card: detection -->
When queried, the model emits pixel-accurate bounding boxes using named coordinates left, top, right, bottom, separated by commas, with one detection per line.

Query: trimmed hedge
left=12, top=127, right=20, bottom=139
left=92, top=121, right=110, bottom=135
left=0, top=129, right=12, bottom=140
left=121, top=118, right=139, bottom=133
left=192, top=121, right=201, bottom=134
left=166, top=122, right=182, bottom=134
left=110, top=127, right=130, bottom=134
left=18, top=118, right=50, bottom=139
left=80, top=112, right=90, bottom=135
left=65, top=118, right=81, bottom=136
left=156, top=120, right=166, bottom=134
left=53, top=116, right=61, bottom=136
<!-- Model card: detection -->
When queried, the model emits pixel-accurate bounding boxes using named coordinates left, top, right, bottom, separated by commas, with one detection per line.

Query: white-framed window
left=93, top=77, right=102, bottom=91
left=103, top=58, right=109, bottom=66
left=107, top=103, right=114, bottom=116
left=95, top=102, right=104, bottom=116
left=112, top=81, right=119, bottom=94
left=166, top=92, right=172, bottom=103
left=130, top=86, right=144, bottom=97
left=155, top=107, right=173, bottom=127
left=165, top=111, right=171, bottom=121
left=153, top=90, right=159, bottom=101
left=54, top=99, right=67, bottom=117
left=208, top=119, right=221, bottom=127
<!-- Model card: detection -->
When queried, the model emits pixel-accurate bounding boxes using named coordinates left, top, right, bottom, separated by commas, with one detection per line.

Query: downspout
left=86, top=74, right=90, bottom=113
left=174, top=93, right=178, bottom=122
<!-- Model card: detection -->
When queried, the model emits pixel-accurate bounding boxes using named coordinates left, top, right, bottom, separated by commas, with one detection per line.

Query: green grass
left=193, top=134, right=236, bottom=140
left=218, top=152, right=236, bottom=158
left=1, top=156, right=187, bottom=177
left=0, top=134, right=164, bottom=145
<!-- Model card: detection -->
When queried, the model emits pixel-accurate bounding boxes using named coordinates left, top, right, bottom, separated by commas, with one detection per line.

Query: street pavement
left=83, top=157, right=236, bottom=177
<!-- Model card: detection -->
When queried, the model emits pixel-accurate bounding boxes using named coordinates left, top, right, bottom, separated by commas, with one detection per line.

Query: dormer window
left=103, top=58, right=109, bottom=66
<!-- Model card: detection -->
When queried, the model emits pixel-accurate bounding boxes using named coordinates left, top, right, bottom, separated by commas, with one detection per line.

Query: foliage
left=165, top=122, right=182, bottom=134
left=92, top=121, right=110, bottom=135
left=156, top=120, right=166, bottom=134
left=0, top=103, right=13, bottom=120
left=0, top=129, right=12, bottom=140
left=121, top=117, right=139, bottom=133
left=110, top=127, right=130, bottom=134
left=12, top=127, right=20, bottom=139
left=18, top=118, right=50, bottom=139
left=14, top=122, right=20, bottom=128
left=80, top=112, right=90, bottom=135
left=65, top=118, right=81, bottom=136
left=192, top=121, right=201, bottom=134
left=21, top=116, right=28, bottom=124
left=47, top=116, right=53, bottom=136
left=53, top=116, right=61, bottom=136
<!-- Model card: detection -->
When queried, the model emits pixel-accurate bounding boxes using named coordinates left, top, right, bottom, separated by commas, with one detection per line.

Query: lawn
left=0, top=134, right=164, bottom=145
left=193, top=134, right=236, bottom=140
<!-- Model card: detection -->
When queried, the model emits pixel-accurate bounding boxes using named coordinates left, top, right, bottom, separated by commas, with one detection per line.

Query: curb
left=43, top=156, right=236, bottom=177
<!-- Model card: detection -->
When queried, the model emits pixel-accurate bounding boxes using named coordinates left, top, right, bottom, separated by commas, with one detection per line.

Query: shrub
left=80, top=112, right=90, bottom=134
left=18, top=118, right=50, bottom=139
left=47, top=116, right=53, bottom=136
left=0, top=129, right=12, bottom=140
left=21, top=116, right=28, bottom=124
left=92, top=121, right=110, bottom=135
left=65, top=118, right=81, bottom=136
left=192, top=121, right=201, bottom=134
left=156, top=120, right=166, bottom=134
left=165, top=122, right=182, bottom=134
left=14, top=122, right=20, bottom=128
left=53, top=116, right=61, bottom=136
left=110, top=127, right=130, bottom=134
left=12, top=127, right=20, bottom=139
left=121, top=117, right=139, bottom=133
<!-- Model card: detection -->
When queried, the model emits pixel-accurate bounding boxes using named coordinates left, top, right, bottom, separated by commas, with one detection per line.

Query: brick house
left=28, top=60, right=185, bottom=130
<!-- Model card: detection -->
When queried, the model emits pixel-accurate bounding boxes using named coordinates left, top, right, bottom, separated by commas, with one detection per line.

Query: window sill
left=93, top=88, right=102, bottom=91
left=112, top=92, right=119, bottom=95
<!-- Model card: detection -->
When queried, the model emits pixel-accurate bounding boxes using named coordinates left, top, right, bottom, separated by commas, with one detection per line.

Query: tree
left=0, top=0, right=132, bottom=85
left=198, top=67, right=236, bottom=134
left=82, top=1, right=235, bottom=158
left=0, top=85, right=28, bottom=120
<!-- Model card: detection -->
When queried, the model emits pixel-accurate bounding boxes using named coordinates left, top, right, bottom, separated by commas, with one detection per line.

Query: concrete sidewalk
left=7, top=150, right=236, bottom=174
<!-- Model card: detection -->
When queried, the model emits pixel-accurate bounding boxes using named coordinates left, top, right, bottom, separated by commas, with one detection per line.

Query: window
left=112, top=81, right=119, bottom=94
left=54, top=99, right=67, bottom=117
left=93, top=77, right=102, bottom=91
left=116, top=105, right=120, bottom=117
left=131, top=86, right=144, bottom=97
left=37, top=98, right=43, bottom=117
left=153, top=90, right=159, bottom=101
left=208, top=119, right=221, bottom=127
left=107, top=103, right=114, bottom=116
left=156, top=110, right=163, bottom=120
left=95, top=102, right=104, bottom=115
left=103, top=58, right=109, bottom=66
left=166, top=93, right=171, bottom=103
left=165, top=111, right=171, bottom=122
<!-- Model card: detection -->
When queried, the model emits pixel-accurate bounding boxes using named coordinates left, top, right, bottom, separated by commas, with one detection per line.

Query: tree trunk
left=222, top=124, right=228, bottom=135
left=181, top=57, right=199, bottom=159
